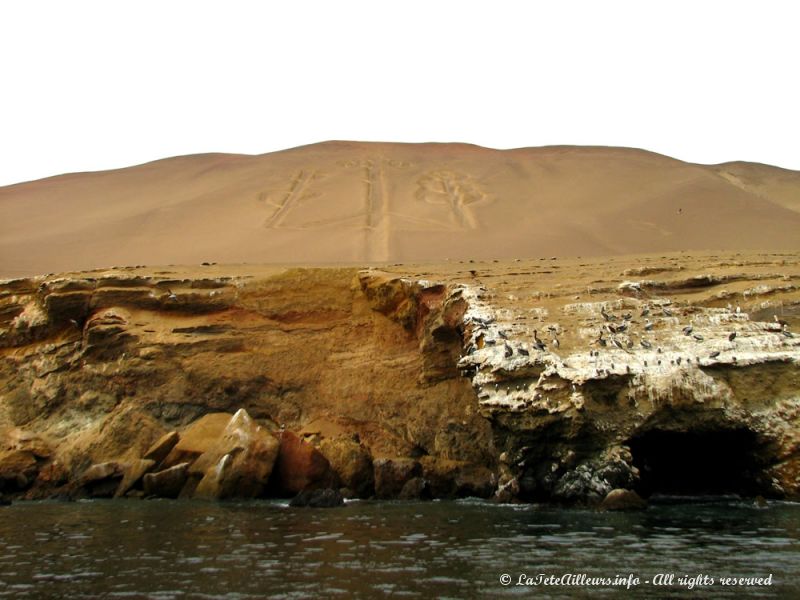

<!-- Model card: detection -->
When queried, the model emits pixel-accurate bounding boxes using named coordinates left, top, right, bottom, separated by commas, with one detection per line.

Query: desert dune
left=1, top=141, right=799, bottom=277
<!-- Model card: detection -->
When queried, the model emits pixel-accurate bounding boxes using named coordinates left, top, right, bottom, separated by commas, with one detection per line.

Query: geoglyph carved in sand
left=414, top=170, right=490, bottom=230
left=257, top=159, right=492, bottom=260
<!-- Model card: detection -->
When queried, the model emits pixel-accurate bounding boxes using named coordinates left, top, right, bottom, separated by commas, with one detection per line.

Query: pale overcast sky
left=1, top=0, right=798, bottom=186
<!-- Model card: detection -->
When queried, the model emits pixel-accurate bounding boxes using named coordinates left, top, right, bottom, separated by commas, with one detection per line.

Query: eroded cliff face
left=1, top=253, right=798, bottom=504
left=0, top=265, right=495, bottom=501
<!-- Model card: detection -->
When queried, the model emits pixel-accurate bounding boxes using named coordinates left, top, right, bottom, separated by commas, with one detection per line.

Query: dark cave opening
left=628, top=428, right=765, bottom=498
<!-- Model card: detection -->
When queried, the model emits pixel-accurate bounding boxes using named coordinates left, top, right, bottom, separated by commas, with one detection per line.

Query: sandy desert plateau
left=2, top=141, right=799, bottom=277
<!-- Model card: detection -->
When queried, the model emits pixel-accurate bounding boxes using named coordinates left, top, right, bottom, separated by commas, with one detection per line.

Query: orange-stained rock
left=193, top=409, right=280, bottom=499
left=114, top=459, right=156, bottom=498
left=0, top=449, right=39, bottom=492
left=271, top=431, right=338, bottom=496
left=319, top=436, right=374, bottom=498
left=161, top=414, right=233, bottom=468
left=143, top=431, right=180, bottom=465
left=599, top=488, right=647, bottom=511
left=24, top=461, right=70, bottom=499
left=143, top=463, right=189, bottom=498
left=33, top=461, right=69, bottom=486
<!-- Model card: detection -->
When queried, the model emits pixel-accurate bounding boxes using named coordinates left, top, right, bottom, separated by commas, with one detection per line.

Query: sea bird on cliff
left=644, top=319, right=654, bottom=331
left=519, top=347, right=529, bottom=356
left=640, top=339, right=652, bottom=349
left=166, top=289, right=178, bottom=302
left=612, top=337, right=629, bottom=353
left=728, top=332, right=737, bottom=342
left=774, top=315, right=790, bottom=329
left=682, top=325, right=693, bottom=336
left=640, top=306, right=650, bottom=317
left=709, top=351, right=721, bottom=359
left=600, top=308, right=611, bottom=321
left=504, top=343, right=513, bottom=358
left=532, top=330, right=546, bottom=351
left=662, top=307, right=673, bottom=317
left=693, top=334, right=704, bottom=342
left=597, top=332, right=607, bottom=347
left=783, top=330, right=794, bottom=338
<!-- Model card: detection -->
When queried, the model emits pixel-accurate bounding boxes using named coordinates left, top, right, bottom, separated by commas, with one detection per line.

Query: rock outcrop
left=599, top=488, right=647, bottom=511
left=269, top=431, right=336, bottom=496
left=0, top=252, right=798, bottom=504
left=193, top=409, right=280, bottom=499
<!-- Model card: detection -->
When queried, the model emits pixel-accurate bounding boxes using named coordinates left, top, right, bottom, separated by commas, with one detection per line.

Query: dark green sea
left=0, top=498, right=797, bottom=599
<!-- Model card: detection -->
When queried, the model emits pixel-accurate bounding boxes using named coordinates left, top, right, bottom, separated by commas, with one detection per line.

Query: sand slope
left=1, top=142, right=799, bottom=277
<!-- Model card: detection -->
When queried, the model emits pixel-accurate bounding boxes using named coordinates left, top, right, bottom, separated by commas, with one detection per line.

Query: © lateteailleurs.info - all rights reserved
left=499, top=572, right=775, bottom=590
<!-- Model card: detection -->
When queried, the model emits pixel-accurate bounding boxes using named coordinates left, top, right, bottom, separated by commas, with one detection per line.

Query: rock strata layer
left=0, top=252, right=798, bottom=504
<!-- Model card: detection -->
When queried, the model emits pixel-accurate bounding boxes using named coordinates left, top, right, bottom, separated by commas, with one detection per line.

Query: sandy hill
left=1, top=141, right=799, bottom=277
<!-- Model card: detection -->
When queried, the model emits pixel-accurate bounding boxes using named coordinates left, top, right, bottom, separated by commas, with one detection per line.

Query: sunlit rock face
left=0, top=251, right=798, bottom=503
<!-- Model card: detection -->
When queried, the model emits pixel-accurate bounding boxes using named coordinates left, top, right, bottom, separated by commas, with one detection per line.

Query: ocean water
left=0, top=498, right=797, bottom=599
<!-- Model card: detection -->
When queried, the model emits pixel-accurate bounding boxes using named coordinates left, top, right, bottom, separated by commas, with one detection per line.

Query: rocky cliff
left=1, top=252, right=798, bottom=504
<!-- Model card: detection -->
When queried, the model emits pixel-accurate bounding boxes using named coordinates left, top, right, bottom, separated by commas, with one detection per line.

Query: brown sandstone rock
left=493, top=477, right=520, bottom=503
left=373, top=458, right=422, bottom=498
left=271, top=431, right=338, bottom=496
left=421, top=458, right=496, bottom=499
left=161, top=413, right=232, bottom=468
left=599, top=488, right=648, bottom=511
left=192, top=409, right=280, bottom=499
left=143, top=431, right=180, bottom=465
left=55, top=406, right=166, bottom=477
left=0, top=449, right=39, bottom=492
left=143, top=463, right=190, bottom=498
left=319, top=436, right=374, bottom=498
left=5, top=428, right=53, bottom=459
left=289, top=488, right=344, bottom=508
left=299, top=418, right=349, bottom=441
left=78, top=461, right=125, bottom=498
left=398, top=477, right=432, bottom=500
left=81, top=461, right=123, bottom=483
left=33, top=461, right=69, bottom=487
left=24, top=461, right=70, bottom=499
left=114, top=459, right=156, bottom=498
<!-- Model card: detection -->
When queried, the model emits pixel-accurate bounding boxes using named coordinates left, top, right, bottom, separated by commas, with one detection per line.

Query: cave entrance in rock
left=627, top=427, right=764, bottom=497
